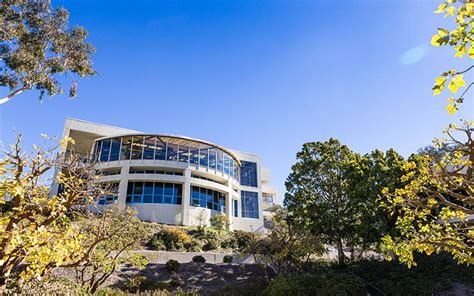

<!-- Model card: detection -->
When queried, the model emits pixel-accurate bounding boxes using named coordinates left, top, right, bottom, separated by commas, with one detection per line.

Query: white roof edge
left=65, top=117, right=141, bottom=133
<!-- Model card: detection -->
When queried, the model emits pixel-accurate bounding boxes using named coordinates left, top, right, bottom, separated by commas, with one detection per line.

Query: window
left=191, top=186, right=225, bottom=212
left=109, top=138, right=121, bottom=161
left=199, top=148, right=208, bottom=167
left=167, top=143, right=178, bottom=161
left=217, top=151, right=223, bottom=172
left=178, top=145, right=189, bottom=163
left=233, top=200, right=238, bottom=217
left=143, top=136, right=156, bottom=159
left=209, top=149, right=217, bottom=169
left=190, top=147, right=199, bottom=164
left=93, top=140, right=102, bottom=162
left=229, top=159, right=234, bottom=177
left=131, top=136, right=144, bottom=160
left=126, top=182, right=182, bottom=204
left=241, top=191, right=259, bottom=219
left=240, top=161, right=258, bottom=187
left=223, top=154, right=230, bottom=174
left=155, top=139, right=166, bottom=160
left=99, top=139, right=111, bottom=162
left=121, top=137, right=133, bottom=160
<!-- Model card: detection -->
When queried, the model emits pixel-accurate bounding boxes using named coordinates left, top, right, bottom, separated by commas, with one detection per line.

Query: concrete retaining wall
left=132, top=250, right=256, bottom=264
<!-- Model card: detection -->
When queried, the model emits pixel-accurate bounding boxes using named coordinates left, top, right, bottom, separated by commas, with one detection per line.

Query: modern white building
left=53, top=118, right=278, bottom=232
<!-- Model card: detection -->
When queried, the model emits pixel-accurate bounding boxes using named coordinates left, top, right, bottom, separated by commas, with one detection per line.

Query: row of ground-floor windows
left=126, top=182, right=182, bottom=204
left=104, top=181, right=258, bottom=219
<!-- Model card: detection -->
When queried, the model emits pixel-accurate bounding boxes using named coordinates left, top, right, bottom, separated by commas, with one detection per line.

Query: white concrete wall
left=130, top=203, right=182, bottom=225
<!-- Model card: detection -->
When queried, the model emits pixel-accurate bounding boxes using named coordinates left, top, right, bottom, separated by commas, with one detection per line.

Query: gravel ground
left=53, top=263, right=270, bottom=294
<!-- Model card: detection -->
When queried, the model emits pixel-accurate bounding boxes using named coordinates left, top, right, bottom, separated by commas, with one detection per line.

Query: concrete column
left=226, top=181, right=233, bottom=229
left=181, top=168, right=192, bottom=226
left=117, top=165, right=129, bottom=206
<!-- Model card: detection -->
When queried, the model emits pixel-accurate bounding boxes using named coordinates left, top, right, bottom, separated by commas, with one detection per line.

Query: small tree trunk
left=336, top=238, right=345, bottom=266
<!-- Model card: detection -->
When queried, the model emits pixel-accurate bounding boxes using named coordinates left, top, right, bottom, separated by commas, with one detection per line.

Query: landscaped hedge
left=147, top=225, right=256, bottom=253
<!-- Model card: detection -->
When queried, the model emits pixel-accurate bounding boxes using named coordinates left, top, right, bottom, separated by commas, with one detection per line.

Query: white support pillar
left=117, top=165, right=129, bottom=206
left=181, top=168, right=192, bottom=226
left=226, top=181, right=233, bottom=229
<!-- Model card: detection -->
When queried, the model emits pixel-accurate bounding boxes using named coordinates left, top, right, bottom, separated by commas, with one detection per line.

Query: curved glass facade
left=93, top=135, right=240, bottom=180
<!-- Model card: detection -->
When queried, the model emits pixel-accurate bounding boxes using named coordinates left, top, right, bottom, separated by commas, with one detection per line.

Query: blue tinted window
left=229, top=159, right=234, bottom=177
left=143, top=136, right=155, bottom=159
left=109, top=138, right=121, bottom=161
left=233, top=200, right=238, bottom=217
left=223, top=154, right=230, bottom=174
left=240, top=161, right=257, bottom=187
left=155, top=139, right=166, bottom=160
left=209, top=149, right=217, bottom=169
left=241, top=191, right=259, bottom=219
left=191, top=185, right=225, bottom=212
left=167, top=143, right=178, bottom=161
left=178, top=145, right=189, bottom=163
left=217, top=151, right=223, bottom=172
left=199, top=148, right=208, bottom=167
left=126, top=181, right=181, bottom=204
left=100, top=139, right=111, bottom=162
left=190, top=147, right=199, bottom=164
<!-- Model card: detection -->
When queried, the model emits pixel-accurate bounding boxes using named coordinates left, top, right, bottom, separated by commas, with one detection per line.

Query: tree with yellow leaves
left=0, top=135, right=111, bottom=292
left=382, top=0, right=473, bottom=266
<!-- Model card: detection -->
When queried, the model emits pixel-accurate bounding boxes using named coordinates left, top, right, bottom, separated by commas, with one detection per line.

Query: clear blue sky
left=0, top=0, right=472, bottom=197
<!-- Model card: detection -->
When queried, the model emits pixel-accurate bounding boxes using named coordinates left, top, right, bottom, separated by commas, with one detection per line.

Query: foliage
left=263, top=273, right=367, bottom=296
left=348, top=254, right=474, bottom=295
left=148, top=227, right=193, bottom=252
left=284, top=139, right=360, bottom=265
left=96, top=287, right=201, bottom=296
left=0, top=0, right=96, bottom=104
left=244, top=206, right=325, bottom=276
left=192, top=255, right=206, bottom=263
left=233, top=230, right=258, bottom=252
left=430, top=0, right=473, bottom=114
left=71, top=205, right=149, bottom=294
left=0, top=135, right=110, bottom=292
left=165, top=259, right=181, bottom=272
left=126, top=275, right=148, bottom=293
left=344, top=149, right=407, bottom=258
left=223, top=255, right=233, bottom=264
left=210, top=214, right=230, bottom=232
left=382, top=121, right=474, bottom=266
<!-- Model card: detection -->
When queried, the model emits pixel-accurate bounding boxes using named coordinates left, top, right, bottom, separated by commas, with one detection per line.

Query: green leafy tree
left=0, top=0, right=95, bottom=104
left=345, top=149, right=407, bottom=259
left=285, top=138, right=358, bottom=265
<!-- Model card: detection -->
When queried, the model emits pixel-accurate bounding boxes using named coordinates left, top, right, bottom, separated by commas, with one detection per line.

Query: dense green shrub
left=264, top=273, right=367, bottom=296
left=165, top=259, right=181, bottom=272
left=148, top=227, right=192, bottom=251
left=203, top=238, right=220, bottom=251
left=233, top=230, right=258, bottom=251
left=220, top=235, right=238, bottom=250
left=348, top=254, right=474, bottom=295
left=210, top=214, right=230, bottom=231
left=192, top=255, right=206, bottom=263
left=223, top=255, right=233, bottom=263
